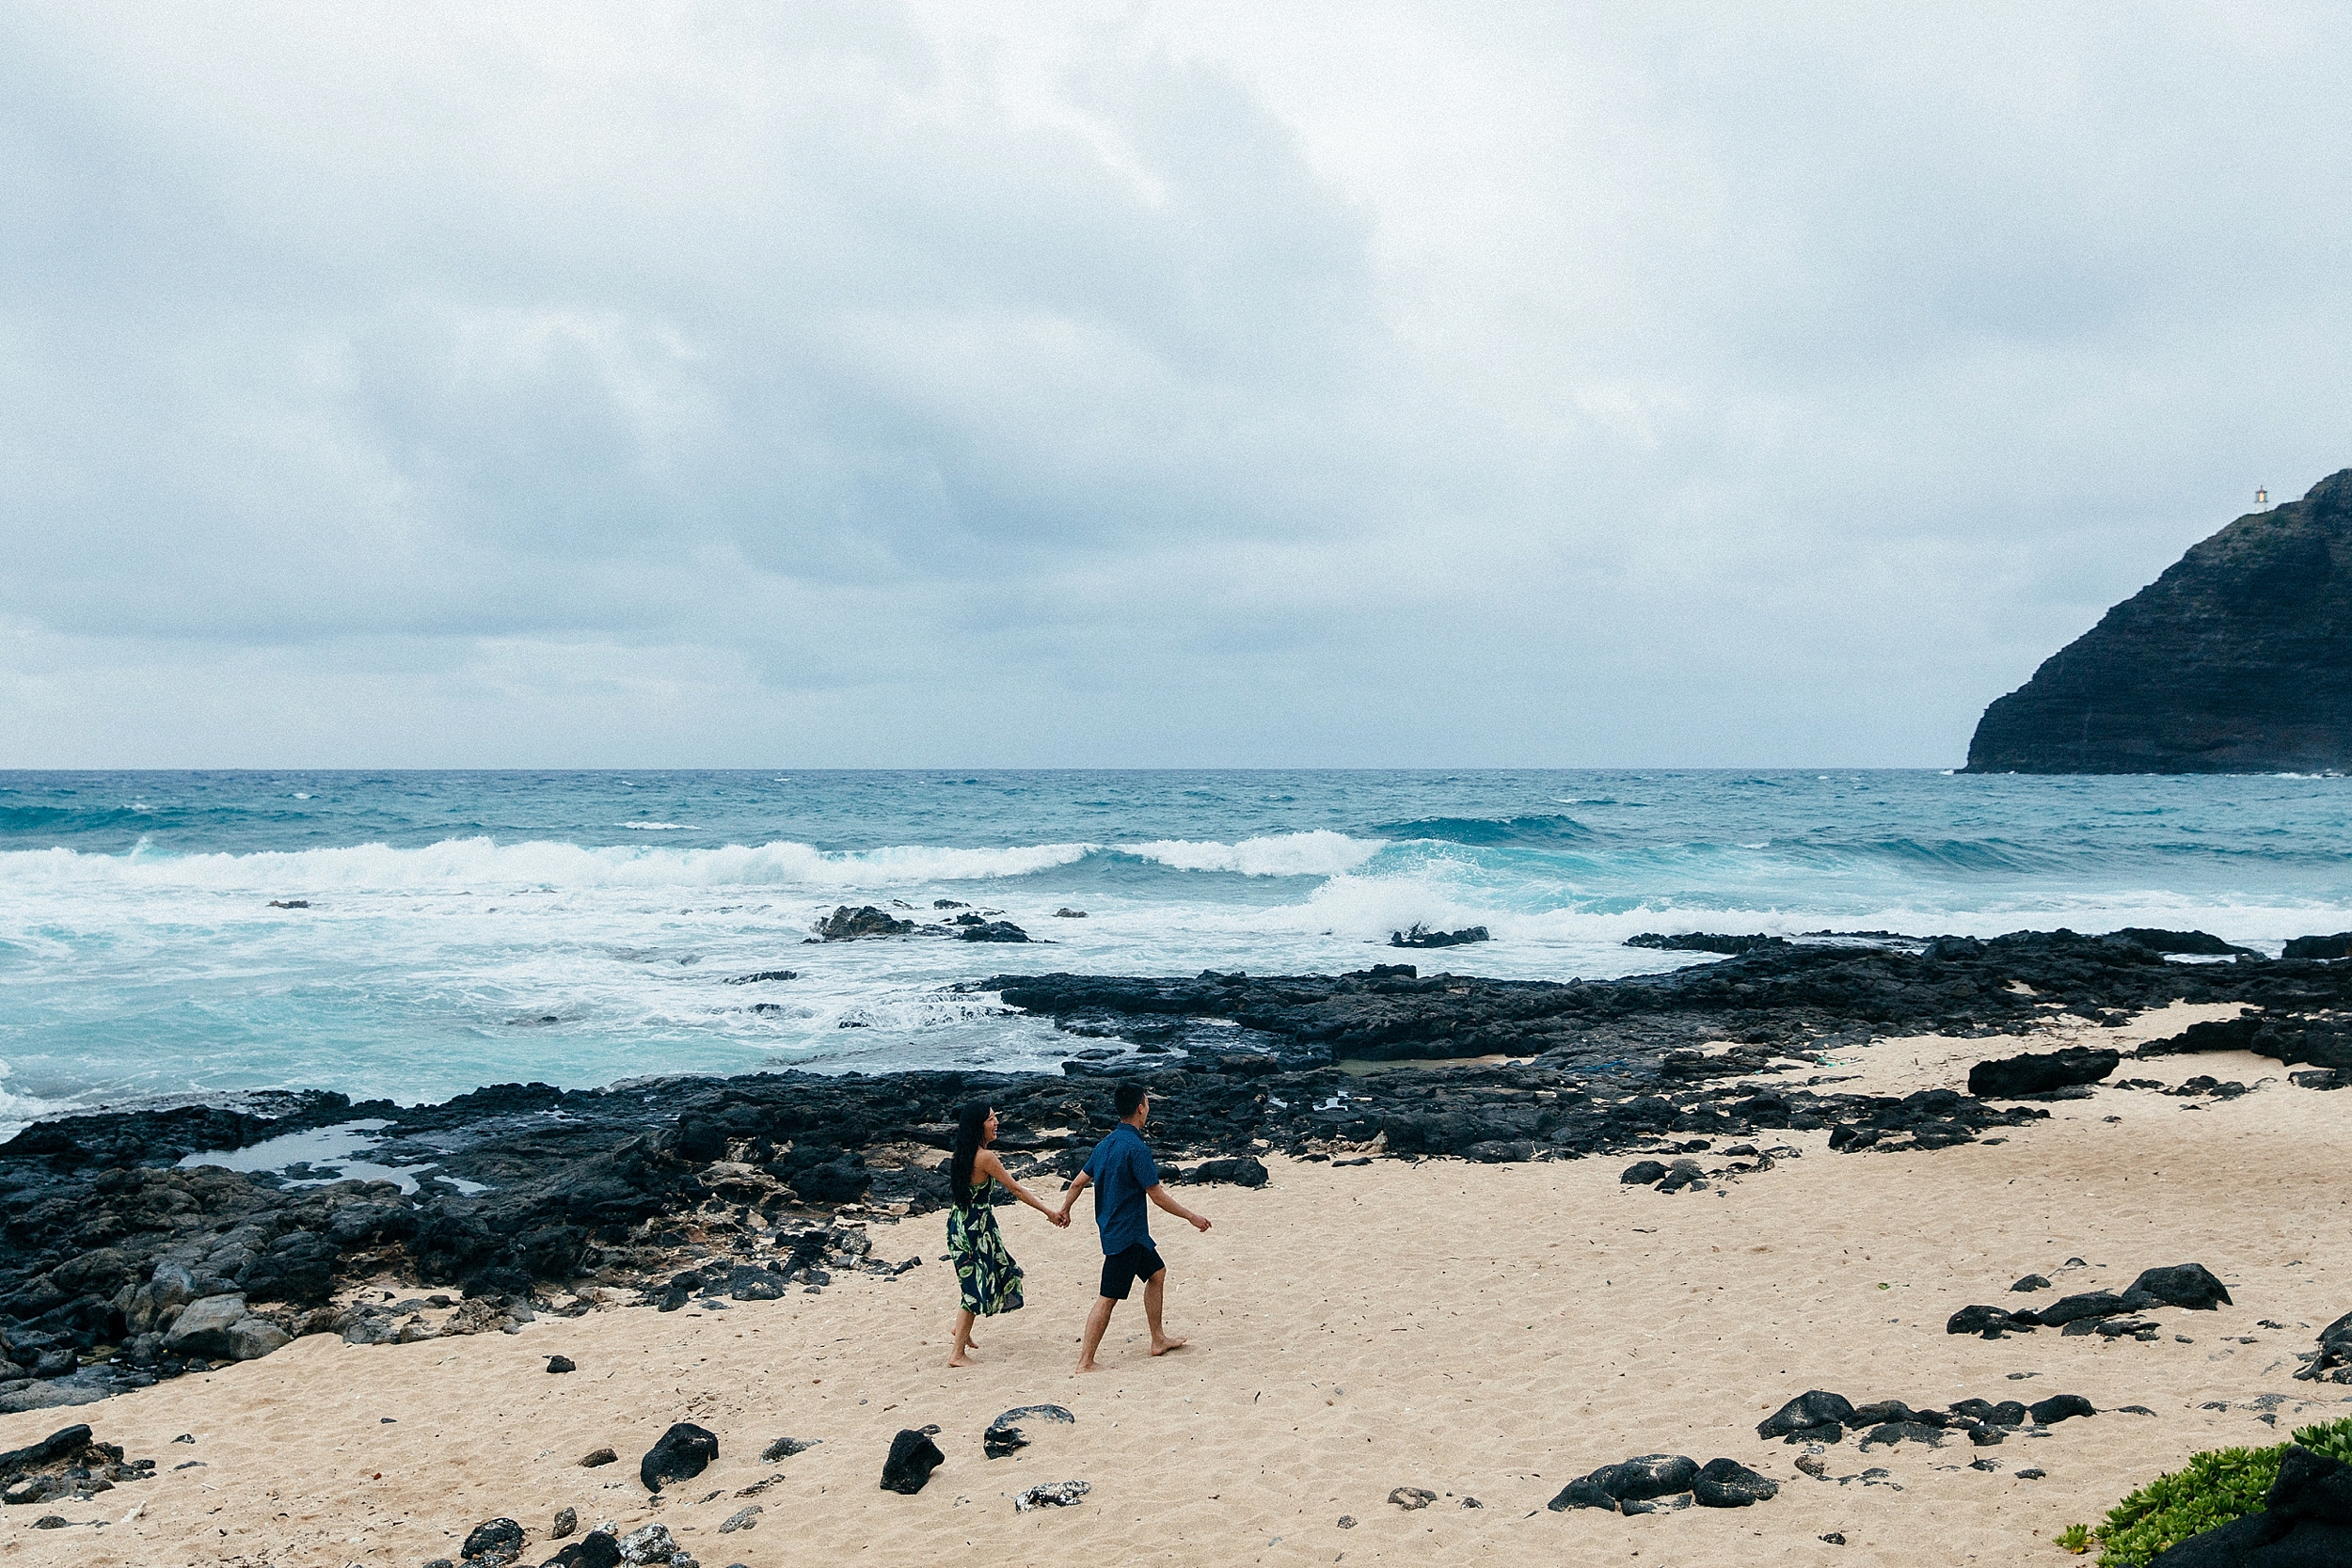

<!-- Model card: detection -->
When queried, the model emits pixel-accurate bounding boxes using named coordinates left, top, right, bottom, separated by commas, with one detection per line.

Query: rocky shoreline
left=5, top=927, right=2350, bottom=1419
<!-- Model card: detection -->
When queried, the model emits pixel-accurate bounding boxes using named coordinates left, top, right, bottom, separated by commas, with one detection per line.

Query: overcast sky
left=4, top=2, right=2348, bottom=768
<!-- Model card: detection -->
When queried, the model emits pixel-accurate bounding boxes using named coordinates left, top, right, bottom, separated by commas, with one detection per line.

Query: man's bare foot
left=1073, top=1359, right=1103, bottom=1373
left=1149, top=1336, right=1188, bottom=1355
left=947, top=1350, right=976, bottom=1368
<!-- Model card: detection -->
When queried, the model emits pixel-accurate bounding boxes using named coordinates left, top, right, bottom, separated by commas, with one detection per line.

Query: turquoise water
left=4, top=768, right=2350, bottom=1132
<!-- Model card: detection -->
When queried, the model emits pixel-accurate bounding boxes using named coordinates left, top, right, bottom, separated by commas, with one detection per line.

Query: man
left=1057, top=1082, right=1210, bottom=1372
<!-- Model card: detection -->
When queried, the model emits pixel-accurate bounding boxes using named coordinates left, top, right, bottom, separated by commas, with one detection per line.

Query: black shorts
left=1099, top=1243, right=1166, bottom=1301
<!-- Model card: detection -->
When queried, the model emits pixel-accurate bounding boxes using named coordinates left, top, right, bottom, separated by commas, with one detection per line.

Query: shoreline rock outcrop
left=1965, top=469, right=2352, bottom=773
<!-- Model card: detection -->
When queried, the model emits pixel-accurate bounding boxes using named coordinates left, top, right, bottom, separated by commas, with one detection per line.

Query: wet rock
left=552, top=1507, right=577, bottom=1539
left=2128, top=1263, right=2232, bottom=1310
left=1389, top=1486, right=1438, bottom=1510
left=1967, top=1047, right=2120, bottom=1099
left=1013, top=1480, right=1090, bottom=1512
left=1693, top=1458, right=1779, bottom=1507
left=1627, top=932, right=1790, bottom=955
left=880, top=1429, right=945, bottom=1495
left=2283, top=933, right=2352, bottom=961
left=1389, top=924, right=1488, bottom=948
left=639, top=1424, right=718, bottom=1493
left=955, top=921, right=1031, bottom=943
left=813, top=906, right=913, bottom=942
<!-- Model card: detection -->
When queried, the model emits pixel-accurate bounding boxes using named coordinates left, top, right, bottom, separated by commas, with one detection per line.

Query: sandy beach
left=3, top=1007, right=2345, bottom=1567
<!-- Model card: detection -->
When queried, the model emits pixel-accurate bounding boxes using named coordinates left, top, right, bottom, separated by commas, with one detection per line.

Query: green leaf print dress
left=947, top=1185, right=1025, bottom=1316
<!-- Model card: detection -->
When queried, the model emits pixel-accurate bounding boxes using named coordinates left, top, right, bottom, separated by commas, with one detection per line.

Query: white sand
left=5, top=1015, right=2346, bottom=1567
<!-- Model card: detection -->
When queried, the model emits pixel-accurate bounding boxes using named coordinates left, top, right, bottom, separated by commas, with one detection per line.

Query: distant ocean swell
left=8, top=768, right=2352, bottom=1132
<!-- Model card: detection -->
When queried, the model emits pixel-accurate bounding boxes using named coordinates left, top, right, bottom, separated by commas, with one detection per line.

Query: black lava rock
left=460, top=1517, right=524, bottom=1562
left=1947, top=1305, right=2040, bottom=1336
left=2037, top=1291, right=2133, bottom=1327
left=2011, top=1274, right=2052, bottom=1292
left=1390, top=924, right=1488, bottom=948
left=814, top=906, right=914, bottom=941
left=2129, top=1263, right=2233, bottom=1310
left=2028, top=1394, right=2096, bottom=1426
left=546, top=1355, right=576, bottom=1374
left=1968, top=1047, right=2120, bottom=1098
left=1185, top=1157, right=1269, bottom=1187
left=639, top=1423, right=718, bottom=1493
left=2300, top=1309, right=2352, bottom=1384
left=1594, top=1454, right=1700, bottom=1503
left=1620, top=1160, right=1669, bottom=1185
left=1692, top=1457, right=1779, bottom=1507
left=2148, top=1446, right=2352, bottom=1564
left=956, top=921, right=1031, bottom=942
left=543, top=1531, right=622, bottom=1568
left=1758, top=1391, right=1857, bottom=1440
left=881, top=1429, right=946, bottom=1495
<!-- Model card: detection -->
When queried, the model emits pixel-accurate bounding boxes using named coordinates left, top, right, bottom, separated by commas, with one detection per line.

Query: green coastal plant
left=2080, top=1414, right=2352, bottom=1567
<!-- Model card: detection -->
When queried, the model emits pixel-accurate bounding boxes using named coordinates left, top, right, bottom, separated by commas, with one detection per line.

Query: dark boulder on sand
left=2130, top=1263, right=2232, bottom=1310
left=459, top=1517, right=524, bottom=1563
left=881, top=1428, right=946, bottom=1495
left=639, top=1422, right=718, bottom=1492
left=2147, top=1446, right=2352, bottom=1564
left=1758, top=1391, right=1855, bottom=1442
left=1692, top=1457, right=1779, bottom=1507
left=1968, top=1046, right=2120, bottom=1099
left=1184, top=1156, right=1268, bottom=1187
left=2296, top=1309, right=2352, bottom=1384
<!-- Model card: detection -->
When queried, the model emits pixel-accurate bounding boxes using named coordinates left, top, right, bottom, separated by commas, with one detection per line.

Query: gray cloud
left=4, top=1, right=2350, bottom=766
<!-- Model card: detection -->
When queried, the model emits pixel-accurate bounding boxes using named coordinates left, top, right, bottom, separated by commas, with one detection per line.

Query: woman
left=946, top=1101, right=1066, bottom=1368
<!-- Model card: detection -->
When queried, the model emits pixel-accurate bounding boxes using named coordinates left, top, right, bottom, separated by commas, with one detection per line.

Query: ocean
left=4, top=768, right=2350, bottom=1137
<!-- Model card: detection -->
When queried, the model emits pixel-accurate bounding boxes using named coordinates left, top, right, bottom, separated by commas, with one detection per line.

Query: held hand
left=1049, top=1210, right=1071, bottom=1228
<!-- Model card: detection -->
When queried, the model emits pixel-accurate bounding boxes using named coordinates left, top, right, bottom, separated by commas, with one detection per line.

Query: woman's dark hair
left=949, top=1102, right=993, bottom=1202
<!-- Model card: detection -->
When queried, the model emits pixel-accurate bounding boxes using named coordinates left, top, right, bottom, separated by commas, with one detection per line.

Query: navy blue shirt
left=1083, top=1121, right=1159, bottom=1254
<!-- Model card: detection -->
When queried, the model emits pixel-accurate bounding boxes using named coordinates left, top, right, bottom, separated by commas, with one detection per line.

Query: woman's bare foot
left=1073, top=1357, right=1103, bottom=1373
left=948, top=1348, right=977, bottom=1368
left=1149, top=1335, right=1188, bottom=1355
